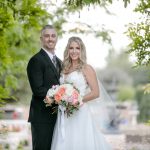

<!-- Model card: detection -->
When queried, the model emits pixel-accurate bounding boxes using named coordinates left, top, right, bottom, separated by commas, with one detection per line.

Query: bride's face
left=69, top=41, right=80, bottom=61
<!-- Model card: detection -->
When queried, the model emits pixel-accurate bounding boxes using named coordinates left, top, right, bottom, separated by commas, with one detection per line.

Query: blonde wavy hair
left=62, top=36, right=87, bottom=74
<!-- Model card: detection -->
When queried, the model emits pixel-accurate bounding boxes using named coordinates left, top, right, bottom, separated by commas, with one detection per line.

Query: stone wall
left=104, top=124, right=150, bottom=150
left=121, top=124, right=150, bottom=150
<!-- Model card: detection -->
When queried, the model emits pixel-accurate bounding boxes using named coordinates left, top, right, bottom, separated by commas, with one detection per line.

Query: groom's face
left=40, top=28, right=57, bottom=52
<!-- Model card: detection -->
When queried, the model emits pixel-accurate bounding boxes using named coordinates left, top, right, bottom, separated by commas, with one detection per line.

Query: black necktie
left=52, top=55, right=57, bottom=68
left=52, top=55, right=59, bottom=73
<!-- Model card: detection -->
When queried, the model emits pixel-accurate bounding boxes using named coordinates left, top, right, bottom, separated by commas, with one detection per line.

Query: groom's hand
left=44, top=96, right=54, bottom=106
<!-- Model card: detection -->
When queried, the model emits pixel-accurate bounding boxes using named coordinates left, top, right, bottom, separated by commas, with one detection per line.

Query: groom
left=27, top=25, right=62, bottom=150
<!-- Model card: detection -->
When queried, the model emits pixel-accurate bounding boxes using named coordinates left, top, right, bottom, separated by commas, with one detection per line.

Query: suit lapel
left=40, top=49, right=59, bottom=81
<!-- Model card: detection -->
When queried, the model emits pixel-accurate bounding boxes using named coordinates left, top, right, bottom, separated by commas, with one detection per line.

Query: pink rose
left=54, top=93, right=62, bottom=103
left=58, top=87, right=66, bottom=96
left=72, top=90, right=79, bottom=99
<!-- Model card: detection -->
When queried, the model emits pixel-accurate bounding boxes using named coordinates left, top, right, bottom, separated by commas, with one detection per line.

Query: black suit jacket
left=27, top=49, right=62, bottom=123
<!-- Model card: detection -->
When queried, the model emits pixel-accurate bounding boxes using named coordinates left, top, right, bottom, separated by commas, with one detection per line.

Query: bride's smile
left=69, top=41, right=80, bottom=61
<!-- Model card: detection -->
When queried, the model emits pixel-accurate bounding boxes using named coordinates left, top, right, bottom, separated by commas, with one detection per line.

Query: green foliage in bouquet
left=61, top=100, right=80, bottom=117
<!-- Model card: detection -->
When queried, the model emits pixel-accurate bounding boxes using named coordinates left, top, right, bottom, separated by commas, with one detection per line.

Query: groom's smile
left=40, top=28, right=58, bottom=53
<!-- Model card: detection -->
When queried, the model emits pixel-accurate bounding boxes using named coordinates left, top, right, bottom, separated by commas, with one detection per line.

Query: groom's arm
left=27, top=56, right=47, bottom=98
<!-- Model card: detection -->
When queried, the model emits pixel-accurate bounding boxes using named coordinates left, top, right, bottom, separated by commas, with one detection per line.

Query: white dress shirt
left=42, top=48, right=56, bottom=62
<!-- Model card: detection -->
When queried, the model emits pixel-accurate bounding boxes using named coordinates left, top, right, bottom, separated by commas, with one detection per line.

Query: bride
left=50, top=36, right=112, bottom=150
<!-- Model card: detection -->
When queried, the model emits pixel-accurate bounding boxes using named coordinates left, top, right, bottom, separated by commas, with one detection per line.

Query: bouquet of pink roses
left=44, top=83, right=83, bottom=117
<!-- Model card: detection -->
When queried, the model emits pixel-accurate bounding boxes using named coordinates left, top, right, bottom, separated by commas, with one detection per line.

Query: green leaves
left=0, top=0, right=50, bottom=105
left=118, top=85, right=135, bottom=101
left=5, top=75, right=18, bottom=90
left=134, top=0, right=150, bottom=14
left=143, top=83, right=150, bottom=94
left=65, top=0, right=131, bottom=8
left=126, top=0, right=150, bottom=66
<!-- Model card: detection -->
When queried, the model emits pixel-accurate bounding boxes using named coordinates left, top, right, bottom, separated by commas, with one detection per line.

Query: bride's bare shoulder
left=82, top=64, right=96, bottom=76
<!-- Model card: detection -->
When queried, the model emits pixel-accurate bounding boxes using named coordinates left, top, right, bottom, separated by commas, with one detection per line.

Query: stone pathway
left=105, top=134, right=126, bottom=150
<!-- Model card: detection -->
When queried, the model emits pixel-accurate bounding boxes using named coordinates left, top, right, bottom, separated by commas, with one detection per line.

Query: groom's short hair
left=41, top=25, right=56, bottom=36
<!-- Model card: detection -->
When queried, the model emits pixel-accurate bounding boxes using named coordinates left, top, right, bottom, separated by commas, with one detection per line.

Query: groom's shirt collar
left=42, top=47, right=56, bottom=61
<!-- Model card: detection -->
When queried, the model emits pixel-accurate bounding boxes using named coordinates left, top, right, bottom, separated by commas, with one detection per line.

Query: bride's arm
left=82, top=65, right=99, bottom=102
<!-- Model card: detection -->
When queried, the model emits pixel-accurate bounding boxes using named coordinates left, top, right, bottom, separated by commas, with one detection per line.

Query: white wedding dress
left=51, top=71, right=112, bottom=150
